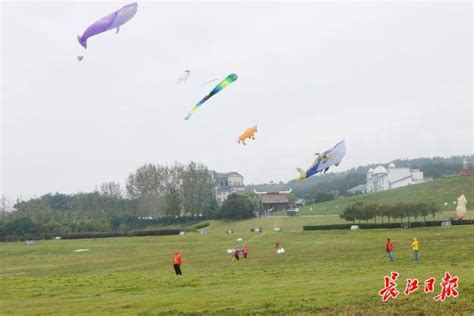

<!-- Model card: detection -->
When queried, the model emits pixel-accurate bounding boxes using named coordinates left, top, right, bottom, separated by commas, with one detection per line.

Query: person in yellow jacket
left=411, top=238, right=419, bottom=262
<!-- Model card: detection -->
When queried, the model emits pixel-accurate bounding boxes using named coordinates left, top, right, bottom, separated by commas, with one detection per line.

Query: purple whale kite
left=77, top=2, right=138, bottom=49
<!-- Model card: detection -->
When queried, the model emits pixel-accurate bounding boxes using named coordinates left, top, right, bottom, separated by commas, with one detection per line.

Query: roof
left=214, top=172, right=243, bottom=179
left=373, top=166, right=388, bottom=174
left=254, top=189, right=292, bottom=194
left=260, top=193, right=289, bottom=204
left=389, top=175, right=413, bottom=185
left=347, top=184, right=367, bottom=193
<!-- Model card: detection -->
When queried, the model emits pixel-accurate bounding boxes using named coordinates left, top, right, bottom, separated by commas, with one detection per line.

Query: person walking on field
left=275, top=239, right=281, bottom=249
left=386, top=238, right=394, bottom=261
left=233, top=247, right=242, bottom=261
left=411, top=237, right=419, bottom=262
left=243, top=246, right=249, bottom=259
left=173, top=251, right=183, bottom=275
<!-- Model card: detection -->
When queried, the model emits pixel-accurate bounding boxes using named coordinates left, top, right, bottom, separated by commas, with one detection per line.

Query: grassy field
left=300, top=175, right=474, bottom=215
left=1, top=216, right=473, bottom=315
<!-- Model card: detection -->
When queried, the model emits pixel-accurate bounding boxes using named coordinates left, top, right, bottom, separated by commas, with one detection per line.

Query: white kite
left=176, top=70, right=191, bottom=85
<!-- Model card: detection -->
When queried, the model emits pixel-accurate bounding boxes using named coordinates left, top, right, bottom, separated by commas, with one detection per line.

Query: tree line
left=126, top=162, right=217, bottom=218
left=0, top=161, right=225, bottom=240
left=339, top=202, right=443, bottom=224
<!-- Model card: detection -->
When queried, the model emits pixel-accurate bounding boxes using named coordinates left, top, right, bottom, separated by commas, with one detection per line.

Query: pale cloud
left=1, top=1, right=472, bottom=200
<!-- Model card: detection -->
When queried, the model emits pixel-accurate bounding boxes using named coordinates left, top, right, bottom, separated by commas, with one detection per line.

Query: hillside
left=300, top=175, right=474, bottom=215
left=1, top=218, right=473, bottom=314
left=248, top=155, right=471, bottom=199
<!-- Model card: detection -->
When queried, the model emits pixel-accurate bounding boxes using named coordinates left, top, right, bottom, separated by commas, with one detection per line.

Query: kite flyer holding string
left=173, top=251, right=183, bottom=275
left=411, top=238, right=420, bottom=262
left=386, top=239, right=394, bottom=262
left=232, top=246, right=243, bottom=261
left=243, top=246, right=249, bottom=259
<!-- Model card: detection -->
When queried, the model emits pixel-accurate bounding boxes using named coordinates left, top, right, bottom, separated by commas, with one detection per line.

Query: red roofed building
left=254, top=189, right=292, bottom=213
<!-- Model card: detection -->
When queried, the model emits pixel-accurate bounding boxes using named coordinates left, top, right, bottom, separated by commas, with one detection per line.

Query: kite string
left=201, top=78, right=220, bottom=86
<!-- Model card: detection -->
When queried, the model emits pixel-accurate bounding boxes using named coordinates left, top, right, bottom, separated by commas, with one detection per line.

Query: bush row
left=2, top=229, right=181, bottom=242
left=303, top=219, right=474, bottom=231
left=192, top=222, right=210, bottom=230
left=340, top=202, right=443, bottom=223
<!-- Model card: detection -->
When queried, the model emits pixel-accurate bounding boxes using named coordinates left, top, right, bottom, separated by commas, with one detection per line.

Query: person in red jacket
left=275, top=239, right=281, bottom=249
left=386, top=238, right=394, bottom=261
left=242, top=246, right=249, bottom=259
left=173, top=251, right=183, bottom=275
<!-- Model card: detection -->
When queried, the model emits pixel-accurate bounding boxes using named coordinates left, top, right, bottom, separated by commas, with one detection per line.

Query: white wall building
left=366, top=163, right=426, bottom=193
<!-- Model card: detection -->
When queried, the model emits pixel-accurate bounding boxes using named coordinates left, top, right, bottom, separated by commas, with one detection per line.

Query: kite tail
left=77, top=35, right=87, bottom=49
left=184, top=108, right=196, bottom=120
left=184, top=104, right=200, bottom=120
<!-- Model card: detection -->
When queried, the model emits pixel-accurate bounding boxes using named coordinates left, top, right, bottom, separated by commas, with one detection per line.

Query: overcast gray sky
left=1, top=1, right=472, bottom=200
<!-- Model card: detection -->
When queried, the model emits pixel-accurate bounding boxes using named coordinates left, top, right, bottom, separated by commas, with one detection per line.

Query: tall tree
left=126, top=164, right=167, bottom=198
left=181, top=162, right=216, bottom=217
left=100, top=182, right=122, bottom=199
left=162, top=164, right=184, bottom=217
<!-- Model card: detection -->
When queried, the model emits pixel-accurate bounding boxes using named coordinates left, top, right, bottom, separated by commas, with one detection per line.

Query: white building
left=366, top=163, right=425, bottom=193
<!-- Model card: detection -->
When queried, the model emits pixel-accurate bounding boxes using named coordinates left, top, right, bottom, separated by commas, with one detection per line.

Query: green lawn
left=1, top=216, right=473, bottom=315
left=300, top=175, right=474, bottom=215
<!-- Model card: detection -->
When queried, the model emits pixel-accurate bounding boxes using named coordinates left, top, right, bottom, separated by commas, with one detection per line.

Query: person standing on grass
left=173, top=251, right=183, bottom=275
left=386, top=238, right=394, bottom=261
left=275, top=239, right=281, bottom=249
left=411, top=237, right=419, bottom=262
left=243, top=246, right=249, bottom=259
left=232, top=246, right=241, bottom=261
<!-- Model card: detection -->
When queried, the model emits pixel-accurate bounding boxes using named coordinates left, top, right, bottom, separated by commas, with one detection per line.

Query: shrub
left=303, top=219, right=474, bottom=231
left=193, top=222, right=210, bottom=230
left=215, top=193, right=255, bottom=220
left=127, top=229, right=180, bottom=237
left=340, top=202, right=444, bottom=224
left=313, top=193, right=335, bottom=203
left=60, top=232, right=125, bottom=239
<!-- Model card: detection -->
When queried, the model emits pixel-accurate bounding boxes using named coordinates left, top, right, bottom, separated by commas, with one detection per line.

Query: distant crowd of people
left=172, top=236, right=286, bottom=274
left=231, top=246, right=249, bottom=261
left=172, top=231, right=422, bottom=276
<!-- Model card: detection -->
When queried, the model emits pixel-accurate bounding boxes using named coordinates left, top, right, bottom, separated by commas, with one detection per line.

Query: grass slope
left=1, top=217, right=473, bottom=315
left=300, top=175, right=474, bottom=215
